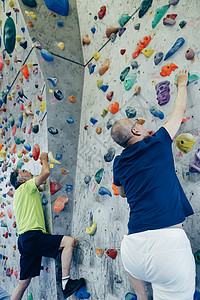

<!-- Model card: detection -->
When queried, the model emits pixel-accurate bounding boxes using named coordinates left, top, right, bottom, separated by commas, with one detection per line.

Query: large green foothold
left=139, top=0, right=153, bottom=18
left=118, top=14, right=131, bottom=27
left=175, top=72, right=200, bottom=85
left=3, top=17, right=16, bottom=54
left=22, top=0, right=37, bottom=7
left=14, top=136, right=25, bottom=145
left=95, top=168, right=104, bottom=184
left=125, top=107, right=137, bottom=118
left=120, top=67, right=130, bottom=82
left=152, top=5, right=170, bottom=29
left=124, top=73, right=137, bottom=91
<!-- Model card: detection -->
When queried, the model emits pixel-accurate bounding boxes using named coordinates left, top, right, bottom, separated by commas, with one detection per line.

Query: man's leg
left=59, top=236, right=75, bottom=277
left=11, top=278, right=31, bottom=300
left=128, top=273, right=148, bottom=300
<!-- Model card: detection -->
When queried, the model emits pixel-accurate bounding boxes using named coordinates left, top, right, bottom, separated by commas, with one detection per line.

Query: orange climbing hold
left=61, top=168, right=70, bottom=174
left=10, top=144, right=17, bottom=154
left=96, top=126, right=102, bottom=134
left=132, top=35, right=151, bottom=59
left=112, top=183, right=119, bottom=195
left=54, top=197, right=69, bottom=212
left=106, top=249, right=118, bottom=259
left=12, top=125, right=17, bottom=136
left=69, top=95, right=76, bottom=103
left=32, top=144, right=40, bottom=161
left=99, top=59, right=110, bottom=76
left=95, top=248, right=104, bottom=258
left=0, top=143, right=3, bottom=151
left=138, top=119, right=145, bottom=125
left=160, top=63, right=178, bottom=77
left=28, top=21, right=34, bottom=27
left=20, top=64, right=30, bottom=79
left=82, top=34, right=91, bottom=46
left=108, top=102, right=119, bottom=114
left=106, top=26, right=119, bottom=38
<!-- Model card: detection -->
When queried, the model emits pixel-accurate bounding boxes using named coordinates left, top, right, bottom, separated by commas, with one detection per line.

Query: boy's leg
left=11, top=278, right=31, bottom=300
left=59, top=236, right=75, bottom=277
left=128, top=273, right=148, bottom=300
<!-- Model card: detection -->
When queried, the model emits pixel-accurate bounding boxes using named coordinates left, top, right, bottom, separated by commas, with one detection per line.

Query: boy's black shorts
left=18, top=230, right=63, bottom=280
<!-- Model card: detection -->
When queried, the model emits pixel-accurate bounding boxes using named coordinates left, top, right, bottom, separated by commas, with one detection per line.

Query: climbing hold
left=48, top=127, right=58, bottom=135
left=134, top=86, right=141, bottom=96
left=154, top=51, right=163, bottom=65
left=66, top=117, right=74, bottom=124
left=10, top=144, right=17, bottom=154
left=155, top=81, right=170, bottom=106
left=118, top=14, right=131, bottom=27
left=99, top=85, right=109, bottom=92
left=3, top=17, right=16, bottom=54
left=25, top=102, right=34, bottom=116
left=98, top=6, right=106, bottom=19
left=132, top=35, right=151, bottom=59
left=164, top=37, right=185, bottom=61
left=12, top=125, right=17, bottom=136
left=131, top=61, right=139, bottom=70
left=90, top=117, right=98, bottom=125
left=106, top=27, right=119, bottom=38
left=106, top=249, right=118, bottom=259
left=31, top=124, right=39, bottom=134
left=101, top=108, right=108, bottom=117
left=75, top=286, right=91, bottom=299
left=20, top=64, right=29, bottom=79
left=86, top=221, right=97, bottom=235
left=110, top=33, right=117, bottom=43
left=69, top=95, right=76, bottom=103
left=20, top=41, right=28, bottom=49
left=150, top=106, right=164, bottom=119
left=54, top=90, right=63, bottom=100
left=47, top=77, right=57, bottom=87
left=50, top=182, right=62, bottom=195
left=49, top=151, right=61, bottom=165
left=179, top=20, right=187, bottom=28
left=95, top=168, right=104, bottom=184
left=82, top=34, right=91, bottom=46
left=16, top=36, right=21, bottom=42
left=169, top=0, right=179, bottom=4
left=95, top=248, right=104, bottom=258
left=44, top=0, right=69, bottom=16
left=93, top=52, right=101, bottom=61
left=120, top=67, right=130, bottom=82
left=28, top=21, right=34, bottom=27
left=0, top=56, right=4, bottom=71
left=91, top=27, right=96, bottom=34
left=194, top=290, right=200, bottom=300
left=189, top=149, right=200, bottom=173
left=194, top=250, right=200, bottom=264
left=176, top=133, right=195, bottom=153
left=108, top=102, right=119, bottom=114
left=30, top=11, right=37, bottom=19
left=163, top=14, right=177, bottom=26
left=106, top=91, right=114, bottom=101
left=21, top=0, right=37, bottom=7
left=9, top=0, right=15, bottom=7
left=152, top=5, right=170, bottom=29
left=84, top=175, right=91, bottom=185
left=174, top=72, right=200, bottom=85
left=96, top=126, right=102, bottom=134
left=98, top=187, right=112, bottom=197
left=65, top=184, right=73, bottom=191
left=54, top=196, right=68, bottom=212
left=7, top=208, right=12, bottom=219
left=112, top=183, right=119, bottom=195
left=142, top=49, right=154, bottom=58
left=160, top=63, right=178, bottom=77
left=8, top=114, right=15, bottom=127
left=118, top=27, right=126, bottom=37
left=56, top=154, right=62, bottom=160
left=134, top=23, right=140, bottom=30
left=125, top=292, right=137, bottom=300
left=58, top=42, right=64, bottom=50
left=57, top=20, right=63, bottom=27
left=97, top=78, right=103, bottom=89
left=89, top=65, right=96, bottom=74
left=41, top=49, right=54, bottom=61
left=120, top=49, right=126, bottom=55
left=185, top=48, right=195, bottom=60
left=138, top=0, right=153, bottom=18
left=99, top=59, right=110, bottom=76
left=124, top=73, right=137, bottom=91
left=125, top=107, right=137, bottom=118
left=32, top=144, right=40, bottom=161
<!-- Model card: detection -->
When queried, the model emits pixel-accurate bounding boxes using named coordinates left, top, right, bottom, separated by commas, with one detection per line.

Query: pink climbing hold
left=7, top=208, right=12, bottom=219
left=0, top=56, right=4, bottom=71
left=12, top=125, right=17, bottom=136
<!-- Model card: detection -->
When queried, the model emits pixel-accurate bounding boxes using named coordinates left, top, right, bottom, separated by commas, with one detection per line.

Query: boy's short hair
left=10, top=170, right=22, bottom=190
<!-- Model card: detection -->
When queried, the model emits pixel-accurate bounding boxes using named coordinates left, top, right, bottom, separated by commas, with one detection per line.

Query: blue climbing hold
left=66, top=184, right=73, bottom=191
left=44, top=0, right=69, bottom=16
left=90, top=117, right=98, bottom=125
left=56, top=154, right=62, bottom=160
left=21, top=27, right=25, bottom=33
left=164, top=37, right=185, bottom=61
left=47, top=77, right=57, bottom=87
left=150, top=106, right=164, bottom=119
left=98, top=187, right=112, bottom=197
left=42, top=194, right=48, bottom=205
left=36, top=110, right=40, bottom=116
left=75, top=286, right=91, bottom=299
left=194, top=290, right=200, bottom=300
left=125, top=292, right=137, bottom=300
left=99, top=85, right=109, bottom=92
left=57, top=20, right=64, bottom=27
left=24, top=141, right=31, bottom=152
left=18, top=114, right=23, bottom=128
left=89, top=64, right=96, bottom=74
left=91, top=27, right=96, bottom=34
left=41, top=49, right=54, bottom=62
left=66, top=117, right=74, bottom=124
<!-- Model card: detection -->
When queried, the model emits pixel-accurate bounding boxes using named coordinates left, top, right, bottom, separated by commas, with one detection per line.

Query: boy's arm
left=35, top=152, right=50, bottom=187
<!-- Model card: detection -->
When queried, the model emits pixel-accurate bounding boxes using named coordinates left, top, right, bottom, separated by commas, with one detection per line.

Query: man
left=10, top=152, right=85, bottom=300
left=111, top=70, right=196, bottom=300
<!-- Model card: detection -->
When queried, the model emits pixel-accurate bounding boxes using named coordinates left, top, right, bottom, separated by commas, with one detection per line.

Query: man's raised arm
left=163, top=69, right=188, bottom=139
left=35, top=152, right=50, bottom=187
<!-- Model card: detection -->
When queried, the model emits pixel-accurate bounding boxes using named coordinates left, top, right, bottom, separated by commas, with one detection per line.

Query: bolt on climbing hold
left=150, top=106, right=164, bottom=119
left=22, top=0, right=37, bottom=7
left=96, top=126, right=102, bottom=134
left=154, top=51, right=163, bottom=65
left=48, top=127, right=58, bottom=135
left=125, top=292, right=137, bottom=300
left=152, top=5, right=170, bottom=29
left=101, top=108, right=108, bottom=117
left=99, top=59, right=110, bottom=76
left=82, top=34, right=91, bottom=46
left=155, top=81, right=170, bottom=106
left=118, top=27, right=126, bottom=37
left=160, top=63, right=178, bottom=77
left=49, top=151, right=61, bottom=165
left=104, top=148, right=115, bottom=162
left=163, top=14, right=177, bottom=26
left=98, top=6, right=106, bottom=19
left=118, top=14, right=131, bottom=27
left=95, top=168, right=104, bottom=184
left=69, top=95, right=76, bottom=103
left=54, top=197, right=68, bottom=212
left=50, top=182, right=62, bottom=195
left=125, top=107, right=137, bottom=118
left=98, top=187, right=112, bottom=197
left=106, top=26, right=119, bottom=38
left=97, top=78, right=103, bottom=89
left=106, top=249, right=118, bottom=259
left=132, top=35, right=151, bottom=59
left=99, top=85, right=109, bottom=92
left=176, top=133, right=195, bottom=153
left=164, top=37, right=185, bottom=61
left=75, top=285, right=91, bottom=299
left=95, top=248, right=104, bottom=258
left=106, top=91, right=114, bottom=101
left=58, top=42, right=64, bottom=50
left=185, top=48, right=195, bottom=60
left=93, top=52, right=101, bottom=61
left=138, top=0, right=153, bottom=18
left=86, top=221, right=97, bottom=235
left=134, top=86, right=141, bottom=96
left=108, top=102, right=119, bottom=114
left=142, top=48, right=154, bottom=58
left=3, top=17, right=16, bottom=55
left=41, top=49, right=54, bottom=61
left=124, top=73, right=137, bottom=91
left=120, top=67, right=130, bottom=82
left=84, top=175, right=91, bottom=185
left=189, top=149, right=200, bottom=173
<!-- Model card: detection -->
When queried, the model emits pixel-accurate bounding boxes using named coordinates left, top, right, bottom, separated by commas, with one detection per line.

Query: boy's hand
left=176, top=69, right=188, bottom=87
left=40, top=152, right=48, bottom=161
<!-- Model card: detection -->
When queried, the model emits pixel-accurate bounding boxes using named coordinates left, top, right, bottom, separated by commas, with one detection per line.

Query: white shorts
left=121, top=228, right=196, bottom=300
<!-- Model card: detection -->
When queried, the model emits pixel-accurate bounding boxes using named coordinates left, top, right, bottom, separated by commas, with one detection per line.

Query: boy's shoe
left=63, top=278, right=85, bottom=298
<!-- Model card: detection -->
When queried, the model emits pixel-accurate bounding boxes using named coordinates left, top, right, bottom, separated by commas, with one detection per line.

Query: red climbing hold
left=13, top=221, right=16, bottom=228
left=4, top=232, right=8, bottom=238
left=160, top=63, right=178, bottom=76
left=98, top=6, right=106, bottom=19
left=0, top=56, right=4, bottom=71
left=32, top=144, right=40, bottom=161
left=20, top=104, right=24, bottom=110
left=132, top=36, right=151, bottom=59
left=50, top=182, right=62, bottom=195
left=106, top=249, right=118, bottom=259
left=120, top=49, right=126, bottom=55
left=106, top=91, right=114, bottom=101
left=7, top=209, right=12, bottom=219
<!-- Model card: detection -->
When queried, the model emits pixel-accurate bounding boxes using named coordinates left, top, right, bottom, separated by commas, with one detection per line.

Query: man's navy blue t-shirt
left=113, top=127, right=194, bottom=234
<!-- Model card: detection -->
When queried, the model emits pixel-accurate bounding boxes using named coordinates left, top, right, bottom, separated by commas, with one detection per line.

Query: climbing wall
left=72, top=0, right=200, bottom=299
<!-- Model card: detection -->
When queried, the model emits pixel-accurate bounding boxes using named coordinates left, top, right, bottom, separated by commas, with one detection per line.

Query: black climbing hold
left=104, top=148, right=116, bottom=162
left=131, top=61, right=139, bottom=69
left=94, top=15, right=97, bottom=20
left=20, top=41, right=27, bottom=49
left=106, top=120, right=113, bottom=130
left=134, top=23, right=140, bottom=30
left=31, top=124, right=39, bottom=133
left=54, top=90, right=63, bottom=100
left=179, top=20, right=187, bottom=28
left=84, top=175, right=91, bottom=185
left=154, top=51, right=163, bottom=65
left=6, top=12, right=12, bottom=17
left=48, top=127, right=58, bottom=135
left=21, top=0, right=37, bottom=7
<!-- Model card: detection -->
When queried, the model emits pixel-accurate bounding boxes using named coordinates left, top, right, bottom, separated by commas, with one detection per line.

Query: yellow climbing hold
left=58, top=42, right=65, bottom=51
left=0, top=149, right=6, bottom=158
left=16, top=36, right=21, bottom=42
left=95, top=248, right=104, bottom=258
left=27, top=62, right=34, bottom=68
left=101, top=108, right=108, bottom=117
left=93, top=52, right=101, bottom=61
left=97, top=78, right=103, bottom=89
left=9, top=0, right=15, bottom=8
left=17, top=152, right=22, bottom=158
left=0, top=20, right=2, bottom=26
left=142, top=49, right=155, bottom=58
left=40, top=101, right=46, bottom=113
left=23, top=113, right=28, bottom=120
left=176, top=133, right=195, bottom=153
left=86, top=221, right=97, bottom=235
left=30, top=12, right=37, bottom=19
left=48, top=151, right=61, bottom=165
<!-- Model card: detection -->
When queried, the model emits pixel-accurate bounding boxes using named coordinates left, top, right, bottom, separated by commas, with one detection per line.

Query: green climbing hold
left=28, top=293, right=33, bottom=300
left=95, top=168, right=104, bottom=184
left=3, top=17, right=16, bottom=54
left=17, top=159, right=24, bottom=169
left=125, top=107, right=137, bottom=118
left=139, top=0, right=153, bottom=18
left=175, top=72, right=200, bottom=85
left=21, top=0, right=37, bottom=7
left=120, top=67, right=130, bottom=82
left=124, top=73, right=137, bottom=91
left=118, top=14, right=131, bottom=27
left=2, top=91, right=8, bottom=104
left=8, top=114, right=15, bottom=127
left=194, top=250, right=200, bottom=264
left=152, top=5, right=170, bottom=29
left=14, top=136, right=25, bottom=145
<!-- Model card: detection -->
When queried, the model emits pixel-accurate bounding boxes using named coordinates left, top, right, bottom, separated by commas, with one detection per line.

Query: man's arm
left=117, top=185, right=126, bottom=198
left=163, top=69, right=188, bottom=139
left=35, top=152, right=50, bottom=187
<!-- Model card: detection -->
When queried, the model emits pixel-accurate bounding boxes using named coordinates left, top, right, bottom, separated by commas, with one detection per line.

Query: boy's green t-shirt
left=13, top=177, right=46, bottom=235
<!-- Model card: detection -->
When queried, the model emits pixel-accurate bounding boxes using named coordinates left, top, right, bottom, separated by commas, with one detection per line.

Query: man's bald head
left=111, top=119, right=138, bottom=148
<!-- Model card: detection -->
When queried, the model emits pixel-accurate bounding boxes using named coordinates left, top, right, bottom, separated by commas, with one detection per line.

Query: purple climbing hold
left=169, top=0, right=179, bottom=4
left=155, top=81, right=170, bottom=106
left=150, top=106, right=164, bottom=119
left=164, top=37, right=185, bottom=61
left=118, top=27, right=126, bottom=37
left=185, top=48, right=195, bottom=60
left=44, top=0, right=69, bottom=16
left=189, top=149, right=200, bottom=173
